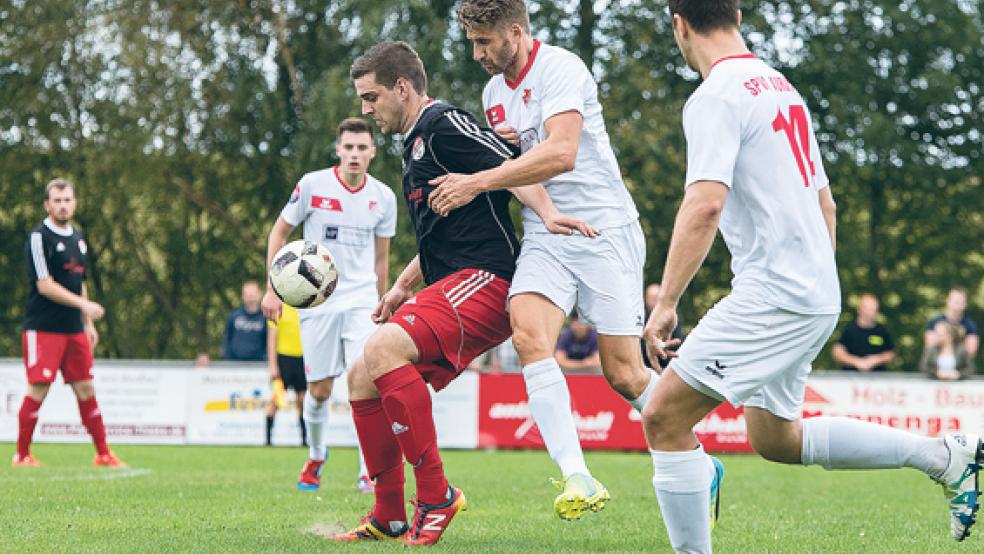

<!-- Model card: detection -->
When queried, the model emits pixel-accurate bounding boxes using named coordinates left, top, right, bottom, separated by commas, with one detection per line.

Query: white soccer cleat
left=936, top=434, right=983, bottom=542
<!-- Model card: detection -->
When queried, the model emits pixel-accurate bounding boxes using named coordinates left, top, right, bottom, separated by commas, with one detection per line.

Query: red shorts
left=22, top=330, right=94, bottom=384
left=392, top=269, right=511, bottom=391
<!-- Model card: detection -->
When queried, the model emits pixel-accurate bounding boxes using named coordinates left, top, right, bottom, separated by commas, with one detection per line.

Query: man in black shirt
left=332, top=41, right=594, bottom=546
left=14, top=178, right=125, bottom=468
left=833, top=293, right=895, bottom=372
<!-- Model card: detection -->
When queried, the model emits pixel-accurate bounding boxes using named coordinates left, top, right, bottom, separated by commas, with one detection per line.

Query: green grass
left=0, top=443, right=973, bottom=552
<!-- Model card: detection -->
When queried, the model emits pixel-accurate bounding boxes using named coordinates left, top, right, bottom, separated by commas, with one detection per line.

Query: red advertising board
left=478, top=373, right=755, bottom=453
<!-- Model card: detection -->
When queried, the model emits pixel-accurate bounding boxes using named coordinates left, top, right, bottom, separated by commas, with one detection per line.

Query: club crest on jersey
left=289, top=184, right=301, bottom=204
left=485, top=103, right=506, bottom=126
left=311, top=196, right=342, bottom=211
left=78, top=240, right=87, bottom=254
left=56, top=242, right=66, bottom=252
left=522, top=88, right=532, bottom=106
left=368, top=200, right=378, bottom=211
left=412, top=136, right=425, bottom=160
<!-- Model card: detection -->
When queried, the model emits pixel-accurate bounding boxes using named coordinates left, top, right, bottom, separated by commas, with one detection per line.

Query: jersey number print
left=772, top=104, right=816, bottom=187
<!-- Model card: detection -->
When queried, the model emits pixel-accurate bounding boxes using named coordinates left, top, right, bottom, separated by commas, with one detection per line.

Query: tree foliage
left=0, top=0, right=980, bottom=367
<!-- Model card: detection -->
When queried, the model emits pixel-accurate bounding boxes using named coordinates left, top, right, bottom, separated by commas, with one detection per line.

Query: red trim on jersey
left=505, top=39, right=541, bottom=90
left=334, top=165, right=367, bottom=194
left=709, top=53, right=757, bottom=73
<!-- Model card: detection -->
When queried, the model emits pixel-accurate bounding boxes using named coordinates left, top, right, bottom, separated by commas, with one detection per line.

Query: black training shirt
left=24, top=219, right=88, bottom=333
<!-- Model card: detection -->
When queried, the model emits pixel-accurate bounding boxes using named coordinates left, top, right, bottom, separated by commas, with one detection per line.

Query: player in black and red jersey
left=13, top=178, right=125, bottom=468
left=331, top=41, right=596, bottom=546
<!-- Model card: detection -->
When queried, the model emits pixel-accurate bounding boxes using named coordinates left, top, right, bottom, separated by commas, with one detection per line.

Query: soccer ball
left=269, top=240, right=338, bottom=308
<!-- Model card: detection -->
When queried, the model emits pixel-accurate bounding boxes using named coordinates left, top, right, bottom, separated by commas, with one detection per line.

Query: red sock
left=17, top=396, right=42, bottom=457
left=77, top=397, right=109, bottom=455
left=374, top=366, right=448, bottom=506
left=352, top=398, right=406, bottom=527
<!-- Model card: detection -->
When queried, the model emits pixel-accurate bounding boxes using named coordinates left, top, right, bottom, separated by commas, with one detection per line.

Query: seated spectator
left=555, top=315, right=601, bottom=372
left=641, top=282, right=684, bottom=370
left=920, top=321, right=975, bottom=380
left=924, top=286, right=979, bottom=362
left=490, top=337, right=522, bottom=373
left=194, top=352, right=211, bottom=368
left=223, top=280, right=267, bottom=361
left=832, top=293, right=895, bottom=372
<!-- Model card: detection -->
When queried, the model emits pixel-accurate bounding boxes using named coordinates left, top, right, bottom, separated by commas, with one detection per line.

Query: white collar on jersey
left=43, top=217, right=74, bottom=237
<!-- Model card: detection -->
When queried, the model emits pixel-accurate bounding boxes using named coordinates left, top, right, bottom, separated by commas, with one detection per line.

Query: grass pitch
left=0, top=443, right=973, bottom=552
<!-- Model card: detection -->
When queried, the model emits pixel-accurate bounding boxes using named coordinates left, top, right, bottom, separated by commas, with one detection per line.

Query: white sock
left=523, top=358, right=590, bottom=478
left=628, top=369, right=659, bottom=412
left=358, top=447, right=368, bottom=477
left=651, top=445, right=714, bottom=554
left=303, top=393, right=328, bottom=461
left=801, top=416, right=948, bottom=478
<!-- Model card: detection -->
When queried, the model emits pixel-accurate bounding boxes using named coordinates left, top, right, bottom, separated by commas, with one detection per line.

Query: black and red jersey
left=401, top=101, right=521, bottom=285
left=24, top=218, right=88, bottom=333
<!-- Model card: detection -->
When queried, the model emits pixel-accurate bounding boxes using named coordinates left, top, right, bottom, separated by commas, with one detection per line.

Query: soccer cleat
left=331, top=515, right=408, bottom=542
left=404, top=486, right=467, bottom=546
left=11, top=453, right=42, bottom=467
left=709, top=456, right=725, bottom=530
left=358, top=474, right=375, bottom=494
left=94, top=451, right=127, bottom=468
left=297, top=458, right=325, bottom=491
left=936, top=434, right=982, bottom=542
left=552, top=473, right=611, bottom=521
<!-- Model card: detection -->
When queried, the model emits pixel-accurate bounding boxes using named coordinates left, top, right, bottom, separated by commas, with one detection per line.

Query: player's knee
left=641, top=403, right=675, bottom=444
left=605, top=371, right=636, bottom=400
left=510, top=324, right=552, bottom=361
left=748, top=431, right=801, bottom=464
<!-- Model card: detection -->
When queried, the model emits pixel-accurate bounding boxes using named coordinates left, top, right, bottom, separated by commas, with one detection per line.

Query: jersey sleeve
left=375, top=185, right=398, bottom=238
left=25, top=231, right=50, bottom=282
left=431, top=109, right=518, bottom=173
left=280, top=176, right=308, bottom=226
left=965, top=317, right=979, bottom=336
left=683, top=93, right=741, bottom=189
left=539, top=53, right=591, bottom=121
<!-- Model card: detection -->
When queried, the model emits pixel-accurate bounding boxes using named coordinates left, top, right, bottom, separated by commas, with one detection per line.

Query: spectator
left=924, top=287, right=979, bottom=362
left=555, top=315, right=601, bottom=372
left=641, top=282, right=684, bottom=370
left=222, top=280, right=267, bottom=361
left=920, top=321, right=975, bottom=380
left=832, top=293, right=895, bottom=372
left=491, top=337, right=522, bottom=373
left=194, top=352, right=211, bottom=368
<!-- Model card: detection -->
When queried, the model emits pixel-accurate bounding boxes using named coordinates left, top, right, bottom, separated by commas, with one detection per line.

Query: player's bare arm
left=262, top=216, right=295, bottom=320
left=819, top=187, right=837, bottom=251
left=373, top=255, right=423, bottom=324
left=374, top=235, right=391, bottom=299
left=267, top=324, right=279, bottom=380
left=644, top=180, right=728, bottom=362
left=36, top=277, right=104, bottom=322
left=510, top=184, right=599, bottom=238
left=80, top=283, right=100, bottom=349
left=428, top=111, right=583, bottom=215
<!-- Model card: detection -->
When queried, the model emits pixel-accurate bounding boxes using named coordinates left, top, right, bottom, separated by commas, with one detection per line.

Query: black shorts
left=277, top=354, right=307, bottom=392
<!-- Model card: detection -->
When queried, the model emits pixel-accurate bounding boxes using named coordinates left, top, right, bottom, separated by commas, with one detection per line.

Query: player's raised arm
left=262, top=216, right=295, bottom=320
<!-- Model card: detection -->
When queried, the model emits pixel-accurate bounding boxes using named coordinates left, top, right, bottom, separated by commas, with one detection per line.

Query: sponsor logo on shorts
left=704, top=360, right=727, bottom=379
left=391, top=421, right=409, bottom=435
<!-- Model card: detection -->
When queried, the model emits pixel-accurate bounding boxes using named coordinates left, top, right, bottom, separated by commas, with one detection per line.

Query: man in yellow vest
left=266, top=304, right=306, bottom=446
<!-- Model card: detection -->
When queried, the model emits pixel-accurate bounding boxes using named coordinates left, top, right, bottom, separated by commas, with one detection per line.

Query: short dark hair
left=44, top=178, right=74, bottom=200
left=949, top=286, right=968, bottom=297
left=668, top=0, right=741, bottom=33
left=336, top=117, right=374, bottom=140
left=457, top=0, right=530, bottom=32
left=350, top=41, right=427, bottom=95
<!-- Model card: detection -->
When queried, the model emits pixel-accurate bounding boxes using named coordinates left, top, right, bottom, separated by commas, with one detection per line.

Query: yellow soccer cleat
left=552, top=473, right=611, bottom=521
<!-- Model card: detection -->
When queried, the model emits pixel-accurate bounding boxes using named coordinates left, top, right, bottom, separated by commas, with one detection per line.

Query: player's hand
left=261, top=289, right=283, bottom=321
left=643, top=306, right=682, bottom=372
left=373, top=285, right=412, bottom=324
left=82, top=300, right=105, bottom=322
left=494, top=125, right=520, bottom=145
left=84, top=323, right=99, bottom=350
left=428, top=173, right=482, bottom=216
left=544, top=212, right=600, bottom=238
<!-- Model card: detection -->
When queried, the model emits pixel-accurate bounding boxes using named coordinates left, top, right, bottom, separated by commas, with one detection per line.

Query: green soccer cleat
left=552, top=473, right=611, bottom=521
left=936, top=434, right=982, bottom=542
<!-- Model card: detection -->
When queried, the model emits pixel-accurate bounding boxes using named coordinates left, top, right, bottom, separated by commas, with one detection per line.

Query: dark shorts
left=392, top=269, right=512, bottom=392
left=23, top=330, right=94, bottom=384
left=277, top=354, right=307, bottom=392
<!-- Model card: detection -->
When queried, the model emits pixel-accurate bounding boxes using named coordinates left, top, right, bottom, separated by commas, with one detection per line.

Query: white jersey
left=482, top=41, right=638, bottom=232
left=280, top=166, right=398, bottom=311
left=683, top=54, right=840, bottom=314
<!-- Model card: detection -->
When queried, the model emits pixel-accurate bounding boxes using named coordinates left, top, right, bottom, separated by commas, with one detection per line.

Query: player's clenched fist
left=372, top=285, right=412, bottom=324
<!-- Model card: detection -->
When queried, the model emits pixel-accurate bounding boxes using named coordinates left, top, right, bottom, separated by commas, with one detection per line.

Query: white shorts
left=509, top=221, right=645, bottom=336
left=298, top=307, right=377, bottom=382
left=671, top=293, right=839, bottom=420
